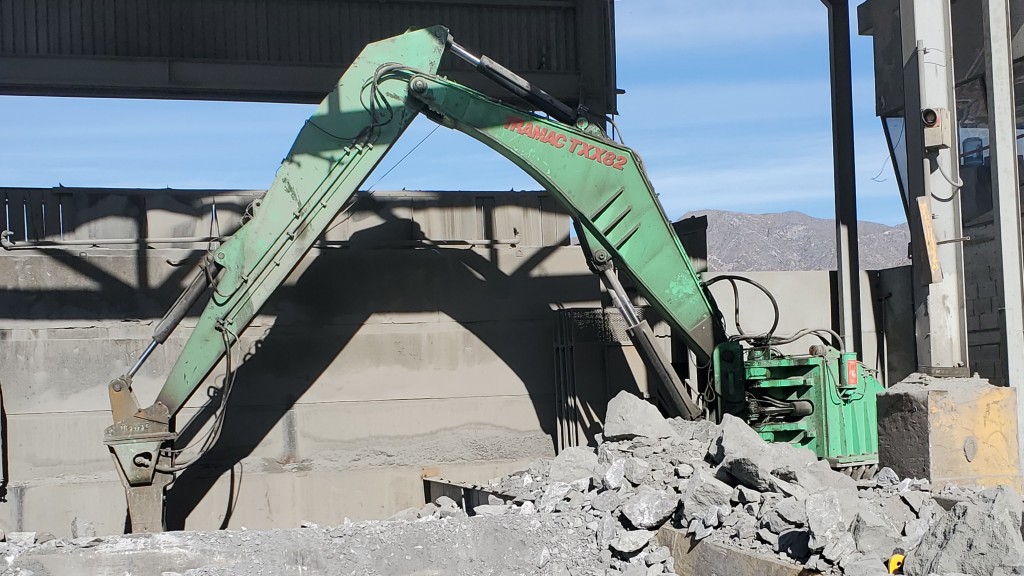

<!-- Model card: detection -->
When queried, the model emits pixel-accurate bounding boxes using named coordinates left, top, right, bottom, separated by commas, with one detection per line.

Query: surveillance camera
left=922, top=107, right=951, bottom=150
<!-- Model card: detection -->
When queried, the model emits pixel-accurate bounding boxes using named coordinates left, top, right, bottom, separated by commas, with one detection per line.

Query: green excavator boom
left=103, top=26, right=879, bottom=533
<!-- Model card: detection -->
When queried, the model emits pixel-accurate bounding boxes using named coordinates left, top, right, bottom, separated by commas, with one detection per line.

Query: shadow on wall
left=142, top=204, right=631, bottom=530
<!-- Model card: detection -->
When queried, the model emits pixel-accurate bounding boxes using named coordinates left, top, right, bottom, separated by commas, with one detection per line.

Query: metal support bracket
left=104, top=376, right=175, bottom=531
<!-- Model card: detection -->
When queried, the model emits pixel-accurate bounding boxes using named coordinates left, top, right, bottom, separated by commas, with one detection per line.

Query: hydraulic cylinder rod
left=447, top=38, right=578, bottom=126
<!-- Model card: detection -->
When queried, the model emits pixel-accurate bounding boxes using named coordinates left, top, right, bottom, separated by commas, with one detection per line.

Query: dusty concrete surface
left=4, top=514, right=603, bottom=576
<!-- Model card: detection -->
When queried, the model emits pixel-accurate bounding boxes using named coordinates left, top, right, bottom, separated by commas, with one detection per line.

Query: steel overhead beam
left=982, top=0, right=1024, bottom=464
left=0, top=0, right=616, bottom=116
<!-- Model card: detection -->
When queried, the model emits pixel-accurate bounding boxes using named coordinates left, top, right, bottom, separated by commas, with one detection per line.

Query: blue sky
left=0, top=0, right=906, bottom=226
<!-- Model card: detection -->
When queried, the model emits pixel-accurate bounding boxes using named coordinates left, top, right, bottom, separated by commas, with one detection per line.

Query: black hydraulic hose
left=704, top=275, right=781, bottom=342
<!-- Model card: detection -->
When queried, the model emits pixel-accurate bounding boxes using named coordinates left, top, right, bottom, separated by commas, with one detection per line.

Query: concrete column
left=900, top=0, right=970, bottom=375
left=824, top=0, right=863, bottom=355
left=982, top=0, right=1024, bottom=464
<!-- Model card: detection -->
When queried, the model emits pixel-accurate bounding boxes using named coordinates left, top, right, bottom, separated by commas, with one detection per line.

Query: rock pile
left=6, top=390, right=1024, bottom=576
left=477, top=391, right=1024, bottom=576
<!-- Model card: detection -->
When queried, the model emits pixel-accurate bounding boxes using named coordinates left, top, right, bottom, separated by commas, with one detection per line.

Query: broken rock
left=604, top=459, right=627, bottom=491
left=851, top=508, right=903, bottom=558
left=680, top=468, right=733, bottom=523
left=708, top=414, right=776, bottom=491
left=591, top=490, right=621, bottom=513
left=822, top=532, right=857, bottom=564
left=875, top=467, right=899, bottom=488
left=731, top=485, right=762, bottom=505
left=842, top=554, right=889, bottom=576
left=774, top=497, right=806, bottom=526
left=610, top=530, right=654, bottom=554
left=549, top=447, right=600, bottom=484
left=624, top=457, right=651, bottom=486
left=603, top=391, right=677, bottom=441
left=472, top=504, right=512, bottom=516
left=539, top=482, right=573, bottom=513
left=805, top=489, right=847, bottom=551
left=622, top=487, right=679, bottom=530
left=905, top=486, right=1024, bottom=576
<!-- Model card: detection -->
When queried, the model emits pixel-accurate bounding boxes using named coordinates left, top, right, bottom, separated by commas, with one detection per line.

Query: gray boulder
left=905, top=485, right=1024, bottom=576
left=604, top=391, right=677, bottom=440
left=548, top=446, right=600, bottom=484
left=851, top=508, right=903, bottom=557
left=591, top=490, right=621, bottom=513
left=610, top=530, right=654, bottom=554
left=680, top=468, right=732, bottom=523
left=805, top=489, right=847, bottom=551
left=621, top=487, right=679, bottom=530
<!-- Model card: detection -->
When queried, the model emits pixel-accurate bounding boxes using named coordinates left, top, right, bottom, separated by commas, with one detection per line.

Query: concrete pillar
left=982, top=0, right=1024, bottom=466
left=900, top=0, right=970, bottom=375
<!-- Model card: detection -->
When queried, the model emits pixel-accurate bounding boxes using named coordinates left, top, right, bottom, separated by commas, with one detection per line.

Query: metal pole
left=982, top=0, right=1024, bottom=461
left=900, top=0, right=969, bottom=375
left=824, top=0, right=863, bottom=356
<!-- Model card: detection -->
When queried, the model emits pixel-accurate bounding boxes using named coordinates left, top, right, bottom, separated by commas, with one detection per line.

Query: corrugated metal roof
left=0, top=0, right=616, bottom=115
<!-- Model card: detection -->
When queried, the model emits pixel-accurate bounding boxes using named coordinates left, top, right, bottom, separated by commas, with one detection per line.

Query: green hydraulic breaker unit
left=714, top=342, right=882, bottom=478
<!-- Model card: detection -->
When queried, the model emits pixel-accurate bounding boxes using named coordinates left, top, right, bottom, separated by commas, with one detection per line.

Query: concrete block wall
left=705, top=267, right=915, bottom=388
left=963, top=216, right=1006, bottom=384
left=2, top=244, right=610, bottom=535
left=0, top=189, right=613, bottom=535
left=0, top=187, right=916, bottom=536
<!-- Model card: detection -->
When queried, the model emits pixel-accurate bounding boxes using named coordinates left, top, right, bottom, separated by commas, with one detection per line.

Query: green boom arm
left=104, top=26, right=724, bottom=532
left=407, top=74, right=723, bottom=363
left=103, top=26, right=448, bottom=531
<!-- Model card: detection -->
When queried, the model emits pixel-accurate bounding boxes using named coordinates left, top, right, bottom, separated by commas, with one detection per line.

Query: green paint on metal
left=408, top=75, right=723, bottom=363
left=714, top=342, right=881, bottom=466
left=153, top=26, right=449, bottom=416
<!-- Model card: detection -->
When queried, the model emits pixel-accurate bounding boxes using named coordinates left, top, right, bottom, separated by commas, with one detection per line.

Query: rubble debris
left=482, top=395, right=1024, bottom=575
left=603, top=391, right=678, bottom=440
left=6, top=393, right=1024, bottom=576
left=905, top=485, right=1024, bottom=576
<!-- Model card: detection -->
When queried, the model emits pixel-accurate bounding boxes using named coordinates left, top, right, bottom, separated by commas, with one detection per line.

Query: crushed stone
left=6, top=392, right=1024, bottom=576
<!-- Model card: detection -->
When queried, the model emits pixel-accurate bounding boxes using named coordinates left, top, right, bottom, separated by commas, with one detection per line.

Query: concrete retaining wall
left=0, top=188, right=914, bottom=536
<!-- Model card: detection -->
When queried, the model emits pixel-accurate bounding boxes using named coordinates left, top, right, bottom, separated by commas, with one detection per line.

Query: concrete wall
left=0, top=188, right=916, bottom=536
left=0, top=189, right=612, bottom=535
left=963, top=214, right=1008, bottom=384
left=704, top=267, right=916, bottom=388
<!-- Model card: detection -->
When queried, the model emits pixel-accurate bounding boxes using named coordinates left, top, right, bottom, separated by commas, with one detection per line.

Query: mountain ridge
left=682, top=209, right=910, bottom=272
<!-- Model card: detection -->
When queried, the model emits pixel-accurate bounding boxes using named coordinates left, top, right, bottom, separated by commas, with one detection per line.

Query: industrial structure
left=0, top=1, right=1023, bottom=574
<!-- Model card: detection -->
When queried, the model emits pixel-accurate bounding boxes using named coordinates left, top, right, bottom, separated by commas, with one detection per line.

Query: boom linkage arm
left=405, top=74, right=724, bottom=364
